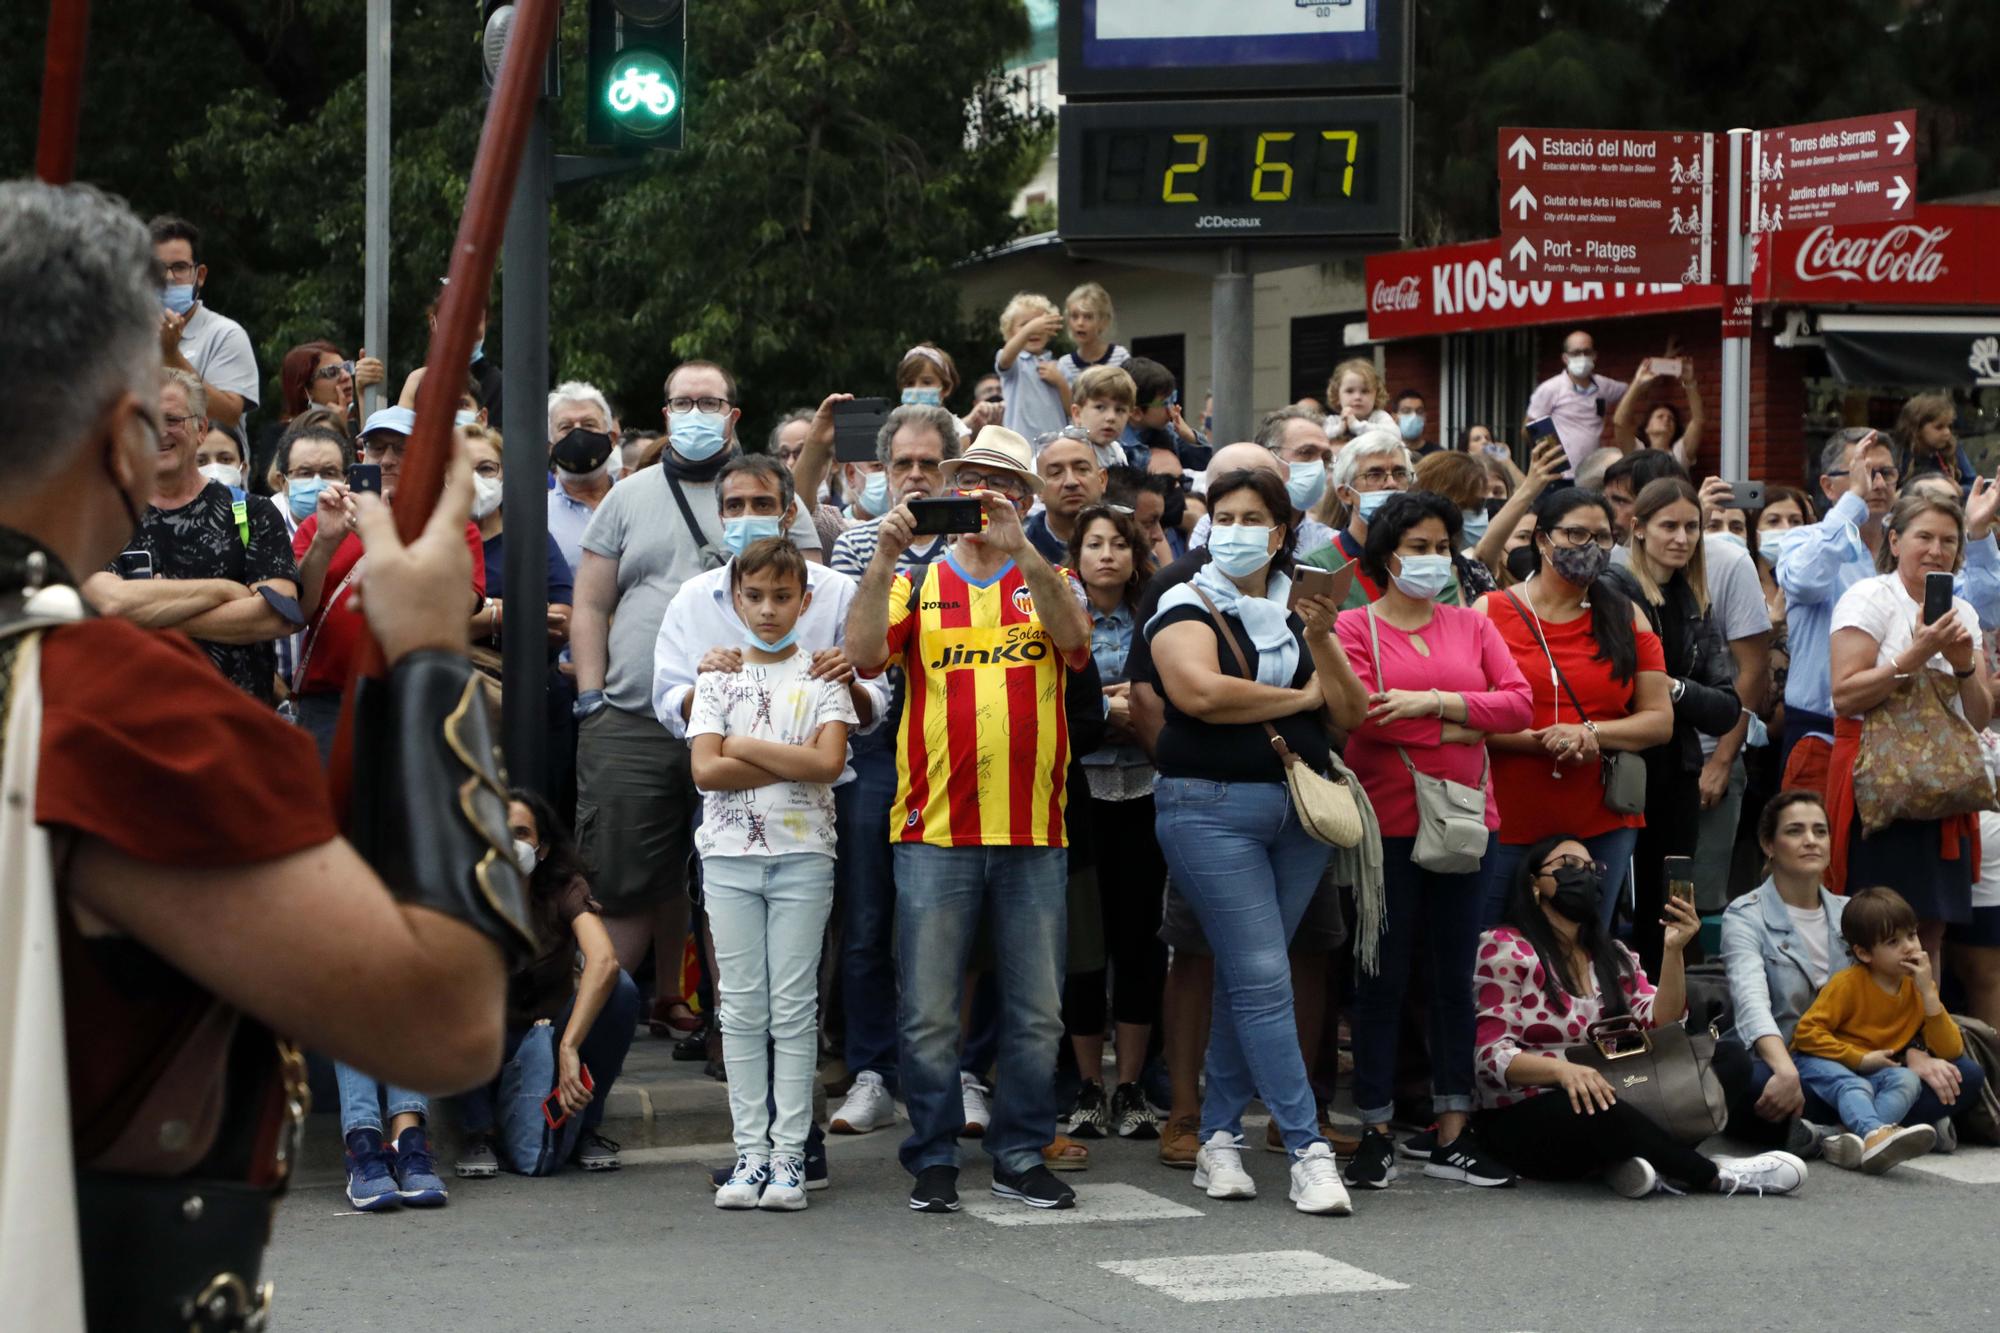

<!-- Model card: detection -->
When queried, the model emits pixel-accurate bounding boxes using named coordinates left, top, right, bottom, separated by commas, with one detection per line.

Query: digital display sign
left=1058, top=98, right=1407, bottom=244
left=1060, top=0, right=1407, bottom=96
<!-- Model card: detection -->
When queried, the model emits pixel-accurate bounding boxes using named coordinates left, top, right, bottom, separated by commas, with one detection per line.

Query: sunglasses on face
left=313, top=362, right=355, bottom=383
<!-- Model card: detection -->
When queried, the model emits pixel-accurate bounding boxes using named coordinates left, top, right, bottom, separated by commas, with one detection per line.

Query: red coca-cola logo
left=1793, top=224, right=1950, bottom=285
left=1371, top=275, right=1422, bottom=313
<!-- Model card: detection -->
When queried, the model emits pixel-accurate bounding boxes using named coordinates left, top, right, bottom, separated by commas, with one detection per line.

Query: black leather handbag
left=1564, top=1015, right=1728, bottom=1146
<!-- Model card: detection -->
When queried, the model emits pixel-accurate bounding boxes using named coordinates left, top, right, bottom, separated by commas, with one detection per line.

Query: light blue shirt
left=547, top=483, right=599, bottom=574
left=1083, top=600, right=1148, bottom=771
left=1775, top=490, right=2000, bottom=731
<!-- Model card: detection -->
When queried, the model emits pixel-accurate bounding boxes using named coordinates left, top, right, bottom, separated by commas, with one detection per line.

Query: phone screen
left=1663, top=856, right=1695, bottom=907
left=1924, top=571, right=1955, bottom=626
left=832, top=398, right=890, bottom=463
left=909, top=496, right=983, bottom=535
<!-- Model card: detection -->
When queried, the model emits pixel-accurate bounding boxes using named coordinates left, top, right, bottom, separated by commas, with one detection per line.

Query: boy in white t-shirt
left=688, top=538, right=857, bottom=1212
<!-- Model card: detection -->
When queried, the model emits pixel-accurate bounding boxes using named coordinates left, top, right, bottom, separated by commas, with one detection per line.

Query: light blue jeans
left=703, top=852, right=836, bottom=1159
left=893, top=844, right=1067, bottom=1178
left=1154, top=778, right=1333, bottom=1154
left=335, top=1064, right=427, bottom=1137
left=1483, top=825, right=1640, bottom=930
left=1794, top=1055, right=1924, bottom=1137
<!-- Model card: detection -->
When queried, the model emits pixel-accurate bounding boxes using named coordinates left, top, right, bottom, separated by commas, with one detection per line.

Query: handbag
left=1192, top=588, right=1362, bottom=848
left=1502, top=589, right=1647, bottom=816
left=1852, top=669, right=1995, bottom=835
left=1363, top=609, right=1489, bottom=873
left=1564, top=1015, right=1728, bottom=1146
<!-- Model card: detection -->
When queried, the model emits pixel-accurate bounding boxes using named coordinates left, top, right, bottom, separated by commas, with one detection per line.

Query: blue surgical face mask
left=857, top=468, right=890, bottom=514
left=162, top=284, right=196, bottom=316
left=1353, top=487, right=1394, bottom=521
left=287, top=477, right=327, bottom=521
left=1707, top=529, right=1747, bottom=553
left=470, top=339, right=484, bottom=366
left=723, top=513, right=785, bottom=558
left=901, top=386, right=943, bottom=407
left=1398, top=412, right=1425, bottom=442
left=1208, top=524, right=1275, bottom=578
left=1285, top=459, right=1327, bottom=512
left=454, top=409, right=479, bottom=426
left=673, top=409, right=731, bottom=462
left=743, top=623, right=801, bottom=653
left=1460, top=508, right=1490, bottom=545
left=1757, top=527, right=1796, bottom=565
left=1391, top=552, right=1454, bottom=600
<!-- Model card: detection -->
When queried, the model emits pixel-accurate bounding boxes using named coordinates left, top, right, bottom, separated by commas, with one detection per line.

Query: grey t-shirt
left=178, top=306, right=260, bottom=443
left=580, top=461, right=821, bottom=714
left=1612, top=535, right=1769, bottom=759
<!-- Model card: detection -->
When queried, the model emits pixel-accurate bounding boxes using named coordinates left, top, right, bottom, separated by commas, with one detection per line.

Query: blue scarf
left=1146, top=560, right=1299, bottom=687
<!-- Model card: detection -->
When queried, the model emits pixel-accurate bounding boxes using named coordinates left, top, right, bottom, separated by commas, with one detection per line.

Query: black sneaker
left=1343, top=1128, right=1398, bottom=1190
left=1786, top=1117, right=1826, bottom=1162
left=1425, top=1128, right=1515, bottom=1187
left=909, top=1164, right=961, bottom=1213
left=1111, top=1082, right=1160, bottom=1140
left=991, top=1163, right=1076, bottom=1210
left=572, top=1131, right=621, bottom=1172
left=1396, top=1125, right=1438, bottom=1162
left=1063, top=1080, right=1109, bottom=1139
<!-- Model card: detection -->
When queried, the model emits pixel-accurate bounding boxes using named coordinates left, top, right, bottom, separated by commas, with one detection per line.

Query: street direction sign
left=1752, top=110, right=1917, bottom=232
left=1498, top=127, right=1712, bottom=282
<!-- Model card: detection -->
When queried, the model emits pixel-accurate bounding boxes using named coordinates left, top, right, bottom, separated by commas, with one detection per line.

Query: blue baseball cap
left=360, top=406, right=417, bottom=438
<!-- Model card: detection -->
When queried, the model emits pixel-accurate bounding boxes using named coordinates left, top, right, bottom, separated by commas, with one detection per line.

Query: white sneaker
left=959, top=1073, right=991, bottom=1138
left=1605, top=1156, right=1662, bottom=1199
left=830, top=1072, right=897, bottom=1135
left=1192, top=1131, right=1256, bottom=1200
left=1713, top=1150, right=1807, bottom=1196
left=1289, top=1142, right=1353, bottom=1216
left=714, top=1153, right=769, bottom=1210
left=1821, top=1132, right=1864, bottom=1171
left=1933, top=1116, right=1959, bottom=1155
left=758, top=1154, right=809, bottom=1211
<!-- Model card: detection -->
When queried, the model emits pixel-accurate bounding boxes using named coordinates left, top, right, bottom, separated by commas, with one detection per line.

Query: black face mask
left=1545, top=863, right=1602, bottom=924
left=1159, top=482, right=1187, bottom=531
left=552, top=427, right=614, bottom=475
left=1485, top=496, right=1506, bottom=518
left=1505, top=544, right=1540, bottom=583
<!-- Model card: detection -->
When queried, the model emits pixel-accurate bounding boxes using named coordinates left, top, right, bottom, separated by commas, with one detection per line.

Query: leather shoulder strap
left=1190, top=586, right=1293, bottom=761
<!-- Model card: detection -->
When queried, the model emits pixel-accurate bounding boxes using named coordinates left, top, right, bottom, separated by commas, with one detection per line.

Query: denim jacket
left=1720, top=877, right=1848, bottom=1049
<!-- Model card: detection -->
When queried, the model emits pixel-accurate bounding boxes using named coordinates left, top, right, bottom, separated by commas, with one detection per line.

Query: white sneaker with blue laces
left=759, top=1154, right=809, bottom=1211
left=714, top=1153, right=770, bottom=1210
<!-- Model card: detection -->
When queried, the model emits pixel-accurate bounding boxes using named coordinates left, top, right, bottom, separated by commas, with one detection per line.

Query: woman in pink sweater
left=1334, top=492, right=1533, bottom=1192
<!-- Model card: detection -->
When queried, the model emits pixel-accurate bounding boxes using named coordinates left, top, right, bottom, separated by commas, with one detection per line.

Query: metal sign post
left=500, top=104, right=553, bottom=797
left=1720, top=128, right=1751, bottom=481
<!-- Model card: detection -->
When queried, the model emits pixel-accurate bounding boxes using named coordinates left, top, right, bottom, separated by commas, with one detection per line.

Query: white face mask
left=472, top=473, right=504, bottom=519
left=512, top=838, right=539, bottom=876
left=1566, top=353, right=1595, bottom=380
left=198, top=462, right=244, bottom=490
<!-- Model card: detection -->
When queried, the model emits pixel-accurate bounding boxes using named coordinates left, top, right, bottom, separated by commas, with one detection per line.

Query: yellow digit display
left=1321, top=130, right=1358, bottom=196
left=1161, top=133, right=1209, bottom=203
left=1251, top=131, right=1296, bottom=201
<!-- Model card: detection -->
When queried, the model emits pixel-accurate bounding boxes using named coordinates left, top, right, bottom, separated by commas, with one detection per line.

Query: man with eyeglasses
left=1775, top=427, right=2000, bottom=795
left=80, top=367, right=301, bottom=706
left=847, top=425, right=1093, bottom=1214
left=570, top=360, right=824, bottom=1008
left=1298, top=429, right=1415, bottom=606
left=148, top=215, right=258, bottom=438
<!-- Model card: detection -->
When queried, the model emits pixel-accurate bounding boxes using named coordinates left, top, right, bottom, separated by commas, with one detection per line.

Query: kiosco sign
left=1364, top=235, right=1719, bottom=340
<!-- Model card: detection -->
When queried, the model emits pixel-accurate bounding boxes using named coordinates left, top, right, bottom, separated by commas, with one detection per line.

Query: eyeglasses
left=362, top=436, right=407, bottom=457
left=665, top=396, right=733, bottom=415
left=1547, top=524, right=1615, bottom=550
left=162, top=412, right=199, bottom=432
left=1537, top=856, right=1608, bottom=878
left=953, top=469, right=1025, bottom=497
left=1353, top=467, right=1412, bottom=488
left=313, top=361, right=354, bottom=383
left=285, top=464, right=345, bottom=482
left=161, top=261, right=198, bottom=280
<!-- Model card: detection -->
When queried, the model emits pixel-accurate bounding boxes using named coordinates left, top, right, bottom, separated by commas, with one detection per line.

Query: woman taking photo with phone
left=1334, top=493, right=1532, bottom=1191
left=1144, top=468, right=1367, bottom=1214
left=1827, top=492, right=1991, bottom=971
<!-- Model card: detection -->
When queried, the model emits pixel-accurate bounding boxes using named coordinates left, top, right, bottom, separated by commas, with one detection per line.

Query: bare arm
left=1153, top=620, right=1320, bottom=724
left=559, top=912, right=620, bottom=1064
left=81, top=572, right=245, bottom=628
left=177, top=579, right=300, bottom=644
left=1018, top=546, right=1091, bottom=658
left=845, top=512, right=915, bottom=675
left=570, top=550, right=619, bottom=693
left=68, top=836, right=505, bottom=1092
left=1675, top=367, right=1706, bottom=469
left=1302, top=625, right=1368, bottom=731
left=792, top=394, right=851, bottom=536
left=722, top=721, right=850, bottom=785
left=1129, top=680, right=1165, bottom=757
left=689, top=732, right=786, bottom=790
left=1593, top=669, right=1675, bottom=751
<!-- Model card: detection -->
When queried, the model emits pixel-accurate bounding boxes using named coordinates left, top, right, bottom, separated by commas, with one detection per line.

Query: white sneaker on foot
left=714, top=1153, right=769, bottom=1209
left=1289, top=1142, right=1353, bottom=1216
left=1605, top=1156, right=1662, bottom=1199
left=1192, top=1131, right=1256, bottom=1200
left=959, top=1073, right=991, bottom=1138
left=1933, top=1116, right=1959, bottom=1155
left=830, top=1071, right=897, bottom=1135
left=1821, top=1132, right=1864, bottom=1170
left=1713, top=1150, right=1807, bottom=1196
left=758, top=1154, right=809, bottom=1211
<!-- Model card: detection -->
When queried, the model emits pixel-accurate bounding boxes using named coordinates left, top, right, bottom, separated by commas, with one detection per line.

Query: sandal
left=649, top=999, right=701, bottom=1039
left=1041, top=1135, right=1090, bottom=1172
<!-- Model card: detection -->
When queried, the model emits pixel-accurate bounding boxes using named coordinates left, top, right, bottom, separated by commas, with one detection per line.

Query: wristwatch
left=573, top=689, right=609, bottom=719
left=1669, top=677, right=1687, bottom=702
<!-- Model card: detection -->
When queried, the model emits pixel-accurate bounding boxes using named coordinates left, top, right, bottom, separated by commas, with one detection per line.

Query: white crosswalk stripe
left=1903, top=1152, right=2000, bottom=1184
left=962, top=1182, right=1204, bottom=1226
left=1097, top=1250, right=1409, bottom=1303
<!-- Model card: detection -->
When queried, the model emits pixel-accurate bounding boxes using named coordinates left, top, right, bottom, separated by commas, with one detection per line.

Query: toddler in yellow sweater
left=1791, top=887, right=1964, bottom=1174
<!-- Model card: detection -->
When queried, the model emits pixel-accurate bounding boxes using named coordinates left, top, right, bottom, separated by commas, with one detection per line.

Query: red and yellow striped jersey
left=883, top=556, right=1081, bottom=847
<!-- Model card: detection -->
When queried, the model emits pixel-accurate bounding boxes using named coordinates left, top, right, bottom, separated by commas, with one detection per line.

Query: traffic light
left=586, top=0, right=687, bottom=150
left=480, top=1, right=560, bottom=97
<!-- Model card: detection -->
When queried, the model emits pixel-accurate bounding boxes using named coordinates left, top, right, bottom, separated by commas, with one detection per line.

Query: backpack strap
left=228, top=487, right=251, bottom=548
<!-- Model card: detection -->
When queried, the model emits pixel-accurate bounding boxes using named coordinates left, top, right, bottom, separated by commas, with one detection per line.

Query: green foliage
left=3, top=0, right=1043, bottom=440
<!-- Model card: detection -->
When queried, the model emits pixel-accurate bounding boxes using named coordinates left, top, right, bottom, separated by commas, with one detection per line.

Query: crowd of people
left=91, top=233, right=2000, bottom=1222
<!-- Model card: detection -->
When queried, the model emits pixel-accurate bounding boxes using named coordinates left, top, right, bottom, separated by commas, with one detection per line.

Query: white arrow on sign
left=1888, top=119, right=1911, bottom=155
left=1506, top=135, right=1536, bottom=169
left=1510, top=185, right=1538, bottom=220
left=1888, top=175, right=1911, bottom=210
left=1509, top=236, right=1537, bottom=270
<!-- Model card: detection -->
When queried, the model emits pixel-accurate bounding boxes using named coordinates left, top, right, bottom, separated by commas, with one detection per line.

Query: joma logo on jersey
left=926, top=624, right=1051, bottom=670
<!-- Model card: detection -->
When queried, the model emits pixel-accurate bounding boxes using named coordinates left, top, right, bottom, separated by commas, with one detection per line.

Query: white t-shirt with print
left=1830, top=573, right=1980, bottom=719
left=687, top=652, right=858, bottom=861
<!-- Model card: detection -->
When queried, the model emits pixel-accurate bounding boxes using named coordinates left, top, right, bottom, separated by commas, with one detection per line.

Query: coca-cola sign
left=1761, top=205, right=1999, bottom=306
left=1371, top=276, right=1422, bottom=313
left=1792, top=224, right=1949, bottom=285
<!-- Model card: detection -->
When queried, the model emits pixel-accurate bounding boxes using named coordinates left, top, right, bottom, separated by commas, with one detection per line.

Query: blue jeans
left=1483, top=825, right=1640, bottom=930
left=459, top=971, right=642, bottom=1137
left=837, top=743, right=901, bottom=1088
left=1154, top=778, right=1333, bottom=1154
left=893, top=843, right=1067, bottom=1177
left=1352, top=835, right=1491, bottom=1126
left=335, top=1065, right=428, bottom=1137
left=704, top=853, right=836, bottom=1159
left=1794, top=1055, right=1923, bottom=1136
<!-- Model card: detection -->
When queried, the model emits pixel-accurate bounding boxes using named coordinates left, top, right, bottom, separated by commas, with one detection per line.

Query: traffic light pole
left=1211, top=245, right=1253, bottom=448
left=500, top=99, right=553, bottom=796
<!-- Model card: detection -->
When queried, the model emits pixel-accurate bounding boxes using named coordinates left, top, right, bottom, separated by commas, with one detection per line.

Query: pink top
left=1336, top=603, right=1533, bottom=838
left=1473, top=927, right=1671, bottom=1110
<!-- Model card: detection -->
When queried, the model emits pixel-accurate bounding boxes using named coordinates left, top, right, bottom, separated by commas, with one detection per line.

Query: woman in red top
left=1475, top=489, right=1674, bottom=925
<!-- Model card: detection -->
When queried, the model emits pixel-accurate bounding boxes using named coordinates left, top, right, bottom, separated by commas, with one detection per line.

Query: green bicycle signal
left=605, top=50, right=680, bottom=134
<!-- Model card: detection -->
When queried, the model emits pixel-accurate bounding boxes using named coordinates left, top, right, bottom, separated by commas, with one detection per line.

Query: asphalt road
left=265, top=1100, right=2000, bottom=1332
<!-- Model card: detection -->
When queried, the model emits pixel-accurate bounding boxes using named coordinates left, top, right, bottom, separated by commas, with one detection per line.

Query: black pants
left=1476, top=1089, right=1718, bottom=1189
left=1632, top=767, right=1701, bottom=977
left=1063, top=793, right=1168, bottom=1037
